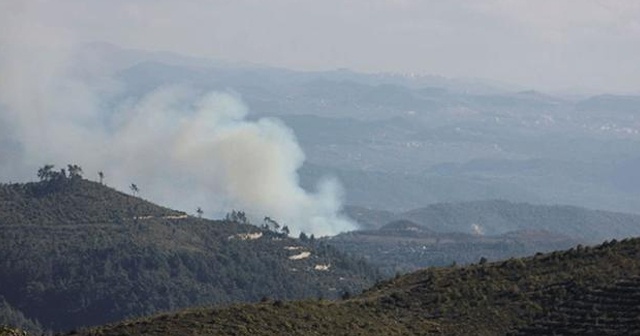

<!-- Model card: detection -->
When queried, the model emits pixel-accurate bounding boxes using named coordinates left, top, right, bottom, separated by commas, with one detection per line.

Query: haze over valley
left=2, top=1, right=640, bottom=335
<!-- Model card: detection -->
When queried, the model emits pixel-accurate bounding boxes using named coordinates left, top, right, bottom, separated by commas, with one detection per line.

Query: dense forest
left=69, top=237, right=640, bottom=335
left=0, top=172, right=379, bottom=333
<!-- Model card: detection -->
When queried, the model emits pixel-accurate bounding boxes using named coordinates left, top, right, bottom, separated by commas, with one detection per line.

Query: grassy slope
left=74, top=237, right=640, bottom=335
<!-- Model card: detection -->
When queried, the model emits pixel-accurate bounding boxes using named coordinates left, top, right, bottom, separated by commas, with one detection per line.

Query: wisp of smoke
left=0, top=30, right=357, bottom=237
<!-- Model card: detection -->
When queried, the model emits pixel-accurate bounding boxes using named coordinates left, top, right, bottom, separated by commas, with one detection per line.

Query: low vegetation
left=73, top=237, right=640, bottom=335
left=0, top=326, right=29, bottom=336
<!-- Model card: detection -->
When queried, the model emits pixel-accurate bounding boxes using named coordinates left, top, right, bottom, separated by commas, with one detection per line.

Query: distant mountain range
left=70, top=43, right=640, bottom=215
left=334, top=200, right=640, bottom=276
left=5, top=43, right=639, bottom=216
left=346, top=200, right=640, bottom=242
left=0, top=177, right=378, bottom=332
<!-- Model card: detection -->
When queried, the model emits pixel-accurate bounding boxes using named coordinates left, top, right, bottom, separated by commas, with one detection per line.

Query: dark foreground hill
left=72, top=237, right=640, bottom=336
left=0, top=178, right=378, bottom=332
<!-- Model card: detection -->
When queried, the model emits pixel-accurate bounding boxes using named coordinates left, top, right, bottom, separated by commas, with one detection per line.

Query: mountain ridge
left=346, top=199, right=640, bottom=242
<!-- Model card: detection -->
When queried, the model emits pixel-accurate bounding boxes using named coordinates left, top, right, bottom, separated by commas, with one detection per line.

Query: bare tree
left=263, top=216, right=280, bottom=231
left=196, top=207, right=203, bottom=218
left=130, top=183, right=139, bottom=196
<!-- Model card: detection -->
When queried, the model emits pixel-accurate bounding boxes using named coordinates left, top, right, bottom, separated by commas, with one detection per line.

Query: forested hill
left=0, top=177, right=182, bottom=226
left=346, top=200, right=640, bottom=243
left=72, top=237, right=640, bottom=336
left=0, top=178, right=379, bottom=332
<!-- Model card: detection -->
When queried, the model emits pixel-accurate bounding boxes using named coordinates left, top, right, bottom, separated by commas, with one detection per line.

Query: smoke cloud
left=0, top=15, right=356, bottom=236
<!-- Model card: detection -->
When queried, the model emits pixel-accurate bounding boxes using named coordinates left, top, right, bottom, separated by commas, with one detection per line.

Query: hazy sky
left=2, top=0, right=640, bottom=93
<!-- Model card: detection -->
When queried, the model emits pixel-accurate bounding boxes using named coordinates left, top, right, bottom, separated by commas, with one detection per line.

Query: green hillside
left=0, top=177, right=379, bottom=332
left=71, top=237, right=640, bottom=335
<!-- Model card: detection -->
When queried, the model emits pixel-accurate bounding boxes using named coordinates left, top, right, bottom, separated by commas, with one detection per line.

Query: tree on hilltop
left=263, top=216, right=280, bottom=231
left=130, top=183, right=139, bottom=196
left=226, top=210, right=248, bottom=224
left=37, top=164, right=84, bottom=183
left=67, top=164, right=83, bottom=179
left=37, top=164, right=55, bottom=181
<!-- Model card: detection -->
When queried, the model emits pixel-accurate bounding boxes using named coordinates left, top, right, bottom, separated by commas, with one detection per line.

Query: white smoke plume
left=471, top=223, right=485, bottom=236
left=0, top=9, right=356, bottom=236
